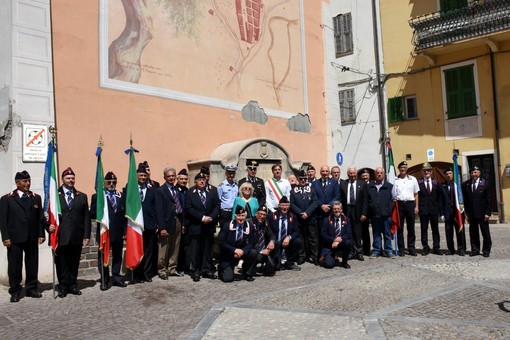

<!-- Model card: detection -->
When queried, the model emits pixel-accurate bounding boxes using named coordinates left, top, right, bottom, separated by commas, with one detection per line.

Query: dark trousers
left=134, top=229, right=158, bottom=279
left=469, top=217, right=492, bottom=255
left=190, top=232, right=215, bottom=276
left=219, top=210, right=232, bottom=229
left=97, top=240, right=124, bottom=282
left=252, top=252, right=276, bottom=276
left=298, top=218, right=318, bottom=261
left=345, top=205, right=362, bottom=255
left=361, top=219, right=371, bottom=255
left=56, top=244, right=82, bottom=291
left=397, top=201, right=416, bottom=252
left=218, top=249, right=257, bottom=282
left=272, top=237, right=303, bottom=269
left=177, top=231, right=191, bottom=273
left=7, top=241, right=39, bottom=295
left=419, top=214, right=440, bottom=251
left=445, top=212, right=466, bottom=254
left=321, top=240, right=351, bottom=268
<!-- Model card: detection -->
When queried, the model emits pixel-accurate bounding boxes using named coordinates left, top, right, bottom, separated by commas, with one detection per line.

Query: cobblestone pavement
left=1, top=224, right=509, bottom=339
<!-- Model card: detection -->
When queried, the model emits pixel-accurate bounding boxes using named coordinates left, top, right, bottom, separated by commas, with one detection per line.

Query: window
left=440, top=0, right=468, bottom=13
left=333, top=13, right=353, bottom=58
left=339, top=89, right=355, bottom=124
left=388, top=95, right=418, bottom=122
left=404, top=95, right=418, bottom=119
left=443, top=64, right=477, bottom=119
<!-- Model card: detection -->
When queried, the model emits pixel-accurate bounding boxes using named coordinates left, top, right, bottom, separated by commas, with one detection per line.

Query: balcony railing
left=409, top=0, right=510, bottom=51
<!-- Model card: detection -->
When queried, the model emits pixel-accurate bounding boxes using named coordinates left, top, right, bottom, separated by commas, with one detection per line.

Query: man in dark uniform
left=340, top=167, right=368, bottom=261
left=238, top=160, right=266, bottom=208
left=90, top=171, right=127, bottom=290
left=218, top=206, right=257, bottom=282
left=250, top=206, right=276, bottom=276
left=140, top=161, right=160, bottom=188
left=185, top=172, right=220, bottom=282
left=176, top=169, right=190, bottom=274
left=359, top=168, right=372, bottom=256
left=290, top=170, right=320, bottom=265
left=320, top=201, right=352, bottom=269
left=0, top=171, right=46, bottom=302
left=441, top=168, right=466, bottom=256
left=462, top=166, right=492, bottom=257
left=132, top=164, right=158, bottom=283
left=51, top=167, right=91, bottom=297
left=307, top=165, right=317, bottom=182
left=417, top=162, right=446, bottom=255
left=267, top=196, right=303, bottom=271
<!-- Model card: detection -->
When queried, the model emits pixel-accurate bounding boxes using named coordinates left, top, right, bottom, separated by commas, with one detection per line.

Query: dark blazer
left=176, top=185, right=188, bottom=226
left=218, top=220, right=256, bottom=258
left=0, top=190, right=45, bottom=243
left=267, top=211, right=300, bottom=241
left=251, top=217, right=276, bottom=252
left=58, top=187, right=91, bottom=246
left=155, top=184, right=177, bottom=234
left=418, top=178, right=446, bottom=216
left=238, top=176, right=266, bottom=208
left=312, top=178, right=341, bottom=212
left=441, top=181, right=456, bottom=220
left=462, top=178, right=491, bottom=219
left=367, top=181, right=394, bottom=218
left=290, top=184, right=320, bottom=221
left=321, top=214, right=352, bottom=247
left=185, top=186, right=220, bottom=236
left=340, top=179, right=369, bottom=218
left=141, top=186, right=158, bottom=230
left=90, top=190, right=126, bottom=243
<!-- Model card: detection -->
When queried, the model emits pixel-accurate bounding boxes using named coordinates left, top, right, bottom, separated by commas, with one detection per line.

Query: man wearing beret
left=0, top=171, right=46, bottom=302
left=441, top=168, right=466, bottom=256
left=140, top=161, right=160, bottom=189
left=307, top=165, right=317, bottom=183
left=218, top=206, right=257, bottom=282
left=90, top=171, right=127, bottom=290
left=238, top=160, right=266, bottom=208
left=185, top=172, right=220, bottom=282
left=51, top=167, right=91, bottom=297
left=250, top=205, right=276, bottom=276
left=462, top=166, right=492, bottom=257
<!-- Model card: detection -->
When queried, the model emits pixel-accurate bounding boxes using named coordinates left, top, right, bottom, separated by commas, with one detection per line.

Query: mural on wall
left=102, top=0, right=306, bottom=117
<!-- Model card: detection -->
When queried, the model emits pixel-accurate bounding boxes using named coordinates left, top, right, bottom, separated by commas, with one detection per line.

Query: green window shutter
left=444, top=65, right=476, bottom=119
left=440, top=0, right=468, bottom=14
left=388, top=97, right=403, bottom=123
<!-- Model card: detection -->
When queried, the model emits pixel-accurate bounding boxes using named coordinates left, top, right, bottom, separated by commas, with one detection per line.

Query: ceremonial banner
left=95, top=144, right=110, bottom=266
left=43, top=141, right=61, bottom=251
left=453, top=153, right=465, bottom=232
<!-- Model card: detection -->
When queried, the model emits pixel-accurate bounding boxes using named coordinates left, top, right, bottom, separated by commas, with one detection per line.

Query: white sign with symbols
left=427, top=149, right=435, bottom=162
left=22, top=123, right=48, bottom=162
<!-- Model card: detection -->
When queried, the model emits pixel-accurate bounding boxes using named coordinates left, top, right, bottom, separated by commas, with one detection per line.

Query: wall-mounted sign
left=427, top=149, right=435, bottom=162
left=22, top=123, right=48, bottom=162
left=336, top=152, right=343, bottom=166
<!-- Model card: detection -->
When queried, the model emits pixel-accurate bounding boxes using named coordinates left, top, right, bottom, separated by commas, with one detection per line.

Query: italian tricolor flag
left=125, top=146, right=144, bottom=270
left=44, top=141, right=61, bottom=251
left=95, top=145, right=110, bottom=266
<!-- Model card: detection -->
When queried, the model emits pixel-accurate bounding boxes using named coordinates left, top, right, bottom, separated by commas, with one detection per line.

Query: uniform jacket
left=251, top=217, right=276, bottom=252
left=185, top=185, right=220, bottom=236
left=462, top=178, right=491, bottom=218
left=90, top=190, right=126, bottom=243
left=441, top=181, right=457, bottom=220
left=290, top=184, right=320, bottom=221
left=155, top=184, right=177, bottom=234
left=218, top=220, right=256, bottom=258
left=0, top=190, right=45, bottom=243
left=340, top=179, right=369, bottom=218
left=321, top=214, right=352, bottom=248
left=267, top=211, right=300, bottom=242
left=418, top=178, right=446, bottom=216
left=58, top=186, right=91, bottom=246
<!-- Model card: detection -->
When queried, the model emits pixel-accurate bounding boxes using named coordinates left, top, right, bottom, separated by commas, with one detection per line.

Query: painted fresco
left=102, top=0, right=306, bottom=116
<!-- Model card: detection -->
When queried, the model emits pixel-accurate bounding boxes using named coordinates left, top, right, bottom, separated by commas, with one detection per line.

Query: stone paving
left=0, top=224, right=509, bottom=339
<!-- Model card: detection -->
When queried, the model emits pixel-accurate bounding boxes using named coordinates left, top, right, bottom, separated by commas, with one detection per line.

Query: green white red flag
left=453, top=153, right=465, bottom=232
left=43, top=141, right=61, bottom=251
left=95, top=144, right=110, bottom=266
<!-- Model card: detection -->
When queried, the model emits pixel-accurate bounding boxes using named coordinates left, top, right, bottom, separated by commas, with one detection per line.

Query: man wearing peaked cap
left=249, top=204, right=277, bottom=276
left=139, top=161, right=160, bottom=189
left=0, top=171, right=46, bottom=302
left=218, top=164, right=239, bottom=228
left=218, top=205, right=257, bottom=282
left=238, top=159, right=266, bottom=208
left=53, top=166, right=91, bottom=297
left=307, top=165, right=317, bottom=182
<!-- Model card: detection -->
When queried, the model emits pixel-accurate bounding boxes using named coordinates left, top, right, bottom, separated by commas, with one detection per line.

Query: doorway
left=466, top=154, right=498, bottom=212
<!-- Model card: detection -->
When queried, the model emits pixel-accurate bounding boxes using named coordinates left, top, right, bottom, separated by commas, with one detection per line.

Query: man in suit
left=340, top=167, right=368, bottom=261
left=176, top=169, right=190, bottom=275
left=463, top=166, right=492, bottom=257
left=140, top=161, right=160, bottom=188
left=155, top=167, right=178, bottom=280
left=320, top=201, right=352, bottom=269
left=218, top=206, right=257, bottom=282
left=290, top=170, right=320, bottom=265
left=90, top=171, right=127, bottom=290
left=267, top=196, right=303, bottom=271
left=50, top=167, right=91, bottom=297
left=133, top=164, right=158, bottom=283
left=0, top=171, right=46, bottom=302
left=307, top=165, right=317, bottom=183
left=441, top=168, right=466, bottom=256
left=265, top=163, right=291, bottom=212
left=359, top=168, right=372, bottom=256
left=312, top=165, right=341, bottom=224
left=250, top=206, right=276, bottom=276
left=418, top=163, right=446, bottom=256
left=238, top=160, right=266, bottom=208
left=185, top=172, right=220, bottom=282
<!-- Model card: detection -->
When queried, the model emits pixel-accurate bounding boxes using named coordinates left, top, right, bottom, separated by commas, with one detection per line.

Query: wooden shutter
left=444, top=65, right=476, bottom=119
left=388, top=97, right=403, bottom=122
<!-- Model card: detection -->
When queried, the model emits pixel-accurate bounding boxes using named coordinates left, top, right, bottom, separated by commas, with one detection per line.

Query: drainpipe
left=489, top=49, right=504, bottom=222
left=371, top=0, right=388, bottom=171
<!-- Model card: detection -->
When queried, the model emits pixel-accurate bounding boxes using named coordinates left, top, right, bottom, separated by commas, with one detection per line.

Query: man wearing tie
left=441, top=168, right=466, bottom=256
left=312, top=165, right=341, bottom=224
left=462, top=166, right=492, bottom=257
left=340, top=167, right=368, bottom=261
left=417, top=163, right=446, bottom=256
left=320, top=201, right=352, bottom=269
left=0, top=171, right=46, bottom=302
left=185, top=172, right=220, bottom=281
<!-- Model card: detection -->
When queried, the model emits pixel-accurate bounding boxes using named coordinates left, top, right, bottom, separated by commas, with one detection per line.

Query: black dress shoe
left=341, top=262, right=351, bottom=269
left=10, top=293, right=21, bottom=303
left=192, top=274, right=201, bottom=282
left=470, top=252, right=480, bottom=257
left=409, top=251, right=417, bottom=256
left=357, top=254, right=365, bottom=261
left=144, top=277, right=153, bottom=282
left=432, top=250, right=443, bottom=255
left=159, top=274, right=169, bottom=280
left=284, top=262, right=301, bottom=271
left=26, top=290, right=42, bottom=298
left=422, top=249, right=430, bottom=256
left=245, top=276, right=255, bottom=282
left=483, top=253, right=490, bottom=258
left=458, top=251, right=465, bottom=257
left=100, top=283, right=109, bottom=291
left=112, top=280, right=127, bottom=288
left=69, top=288, right=82, bottom=295
left=57, top=290, right=67, bottom=298
left=202, top=272, right=218, bottom=280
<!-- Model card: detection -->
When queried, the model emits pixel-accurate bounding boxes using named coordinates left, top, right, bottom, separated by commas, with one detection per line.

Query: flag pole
left=97, top=136, right=107, bottom=290
left=49, top=125, right=58, bottom=299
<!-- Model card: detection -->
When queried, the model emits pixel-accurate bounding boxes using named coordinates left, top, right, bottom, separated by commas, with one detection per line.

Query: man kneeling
left=218, top=206, right=257, bottom=282
left=320, top=201, right=352, bottom=269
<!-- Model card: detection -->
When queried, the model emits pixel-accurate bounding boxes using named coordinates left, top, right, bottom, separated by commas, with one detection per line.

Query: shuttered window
left=443, top=65, right=477, bottom=119
left=388, top=97, right=403, bottom=123
left=333, top=13, right=353, bottom=58
left=440, top=0, right=468, bottom=13
left=339, top=89, right=355, bottom=124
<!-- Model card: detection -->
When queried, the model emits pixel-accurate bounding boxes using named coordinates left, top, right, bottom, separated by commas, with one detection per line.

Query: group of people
left=0, top=158, right=492, bottom=302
